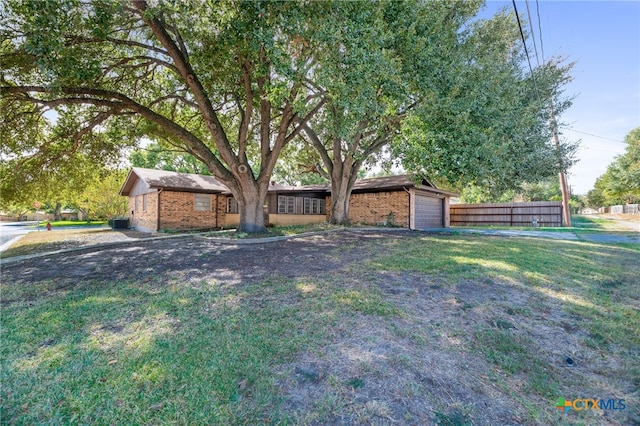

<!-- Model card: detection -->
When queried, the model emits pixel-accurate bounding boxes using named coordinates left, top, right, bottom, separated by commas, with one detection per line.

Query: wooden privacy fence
left=610, top=204, right=639, bottom=215
left=450, top=201, right=563, bottom=227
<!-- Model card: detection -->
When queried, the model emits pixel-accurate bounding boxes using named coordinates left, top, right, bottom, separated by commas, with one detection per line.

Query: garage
left=411, top=191, right=445, bottom=229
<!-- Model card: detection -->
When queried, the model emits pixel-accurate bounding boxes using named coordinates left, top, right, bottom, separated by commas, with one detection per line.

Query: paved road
left=0, top=222, right=38, bottom=251
left=0, top=222, right=108, bottom=252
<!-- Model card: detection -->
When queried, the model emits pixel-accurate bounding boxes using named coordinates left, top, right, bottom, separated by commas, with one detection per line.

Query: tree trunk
left=53, top=202, right=62, bottom=221
left=232, top=178, right=268, bottom=233
left=237, top=197, right=266, bottom=233
left=328, top=163, right=359, bottom=225
left=329, top=177, right=352, bottom=225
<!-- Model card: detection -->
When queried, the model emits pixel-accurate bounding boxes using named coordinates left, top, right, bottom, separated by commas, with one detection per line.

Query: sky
left=480, top=0, right=640, bottom=195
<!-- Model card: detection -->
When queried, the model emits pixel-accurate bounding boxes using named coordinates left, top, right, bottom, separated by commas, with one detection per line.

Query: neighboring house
left=119, top=167, right=456, bottom=232
left=60, top=209, right=85, bottom=221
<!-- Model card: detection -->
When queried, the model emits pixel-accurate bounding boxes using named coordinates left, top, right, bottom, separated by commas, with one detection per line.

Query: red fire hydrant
left=46, top=221, right=52, bottom=231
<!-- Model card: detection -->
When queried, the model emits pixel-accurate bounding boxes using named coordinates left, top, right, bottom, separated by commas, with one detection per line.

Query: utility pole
left=550, top=107, right=572, bottom=227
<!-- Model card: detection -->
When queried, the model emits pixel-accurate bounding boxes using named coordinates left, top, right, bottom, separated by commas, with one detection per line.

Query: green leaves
left=393, top=10, right=576, bottom=198
left=590, top=127, right=640, bottom=205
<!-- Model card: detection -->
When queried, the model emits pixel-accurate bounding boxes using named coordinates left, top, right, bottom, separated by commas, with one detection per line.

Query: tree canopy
left=295, top=2, right=576, bottom=223
left=586, top=127, right=640, bottom=207
left=394, top=15, right=576, bottom=199
left=2, top=0, right=328, bottom=232
left=129, top=142, right=210, bottom=175
left=1, top=0, right=577, bottom=229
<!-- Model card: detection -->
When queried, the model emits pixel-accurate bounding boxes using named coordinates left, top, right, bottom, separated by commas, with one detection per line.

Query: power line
left=514, top=0, right=570, bottom=226
left=511, top=0, right=540, bottom=100
left=526, top=4, right=625, bottom=147
left=564, top=128, right=626, bottom=143
left=525, top=0, right=540, bottom=67
left=535, top=0, right=545, bottom=63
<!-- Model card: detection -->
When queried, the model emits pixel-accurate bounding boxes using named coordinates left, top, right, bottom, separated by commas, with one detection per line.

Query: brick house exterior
left=120, top=168, right=455, bottom=232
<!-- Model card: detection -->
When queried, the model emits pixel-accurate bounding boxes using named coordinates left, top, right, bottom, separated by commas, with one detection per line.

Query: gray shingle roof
left=120, top=168, right=457, bottom=197
left=120, top=168, right=227, bottom=195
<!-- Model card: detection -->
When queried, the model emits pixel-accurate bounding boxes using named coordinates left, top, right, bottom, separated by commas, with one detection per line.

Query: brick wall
left=327, top=190, right=410, bottom=227
left=129, top=189, right=411, bottom=232
left=158, top=191, right=220, bottom=231
left=216, top=194, right=227, bottom=228
left=129, top=192, right=158, bottom=232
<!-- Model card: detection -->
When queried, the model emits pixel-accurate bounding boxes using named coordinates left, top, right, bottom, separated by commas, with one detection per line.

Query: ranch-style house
left=119, top=167, right=456, bottom=232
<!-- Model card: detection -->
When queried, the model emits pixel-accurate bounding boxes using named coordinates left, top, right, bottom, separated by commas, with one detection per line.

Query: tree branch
left=284, top=97, right=327, bottom=145
left=237, top=59, right=253, bottom=165
left=130, top=0, right=237, bottom=170
left=1, top=85, right=233, bottom=182
left=299, top=121, right=334, bottom=176
left=68, top=36, right=170, bottom=57
left=103, top=55, right=179, bottom=75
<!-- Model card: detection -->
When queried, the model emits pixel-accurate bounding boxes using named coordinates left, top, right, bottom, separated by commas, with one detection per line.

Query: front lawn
left=1, top=228, right=116, bottom=259
left=1, top=232, right=638, bottom=424
left=36, top=220, right=107, bottom=227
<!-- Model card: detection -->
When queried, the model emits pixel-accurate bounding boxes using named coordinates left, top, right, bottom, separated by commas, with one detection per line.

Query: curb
left=0, top=235, right=26, bottom=253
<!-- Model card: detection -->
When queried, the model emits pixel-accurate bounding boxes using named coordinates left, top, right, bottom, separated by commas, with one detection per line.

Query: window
left=279, top=195, right=325, bottom=215
left=312, top=199, right=323, bottom=214
left=142, top=194, right=148, bottom=212
left=278, top=196, right=287, bottom=214
left=227, top=197, right=238, bottom=213
left=194, top=194, right=211, bottom=211
left=286, top=196, right=295, bottom=214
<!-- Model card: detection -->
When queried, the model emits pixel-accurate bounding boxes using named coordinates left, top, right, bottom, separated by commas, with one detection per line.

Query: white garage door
left=414, top=194, right=443, bottom=229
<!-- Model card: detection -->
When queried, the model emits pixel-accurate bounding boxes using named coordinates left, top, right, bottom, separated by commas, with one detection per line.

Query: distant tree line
left=586, top=128, right=640, bottom=208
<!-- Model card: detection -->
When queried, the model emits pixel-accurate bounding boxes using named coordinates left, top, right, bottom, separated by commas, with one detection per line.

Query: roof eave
left=119, top=168, right=138, bottom=196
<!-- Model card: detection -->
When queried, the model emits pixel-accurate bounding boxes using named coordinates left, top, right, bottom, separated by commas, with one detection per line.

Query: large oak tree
left=1, top=0, right=331, bottom=232
left=2, top=0, right=577, bottom=230
left=298, top=2, right=576, bottom=224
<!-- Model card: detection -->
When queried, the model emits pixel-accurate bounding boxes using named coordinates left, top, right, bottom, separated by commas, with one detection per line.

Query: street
left=0, top=221, right=39, bottom=252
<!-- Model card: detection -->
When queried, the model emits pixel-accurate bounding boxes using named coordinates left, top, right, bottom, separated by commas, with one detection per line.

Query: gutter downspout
left=214, top=193, right=218, bottom=229
left=404, top=187, right=412, bottom=230
left=157, top=189, right=163, bottom=232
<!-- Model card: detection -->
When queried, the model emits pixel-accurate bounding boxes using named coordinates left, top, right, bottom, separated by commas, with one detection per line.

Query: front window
left=194, top=194, right=211, bottom=211
left=227, top=197, right=238, bottom=213
left=278, top=195, right=325, bottom=215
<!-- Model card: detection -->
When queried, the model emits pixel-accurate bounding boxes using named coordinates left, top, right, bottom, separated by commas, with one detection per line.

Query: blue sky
left=480, top=0, right=640, bottom=195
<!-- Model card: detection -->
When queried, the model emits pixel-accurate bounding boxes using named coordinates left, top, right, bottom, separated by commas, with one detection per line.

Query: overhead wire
left=525, top=0, right=540, bottom=67
left=511, top=0, right=540, bottom=101
left=513, top=0, right=571, bottom=224
left=528, top=3, right=622, bottom=145
left=535, top=0, right=545, bottom=63
left=564, top=128, right=626, bottom=143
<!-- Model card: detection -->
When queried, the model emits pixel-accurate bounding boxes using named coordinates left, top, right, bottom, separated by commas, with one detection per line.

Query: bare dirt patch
left=1, top=228, right=163, bottom=258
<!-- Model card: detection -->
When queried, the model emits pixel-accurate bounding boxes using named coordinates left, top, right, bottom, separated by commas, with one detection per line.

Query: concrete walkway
left=425, top=227, right=640, bottom=244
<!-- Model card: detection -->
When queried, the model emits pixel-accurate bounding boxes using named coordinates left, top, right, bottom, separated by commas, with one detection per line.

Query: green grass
left=35, top=220, right=107, bottom=227
left=371, top=234, right=639, bottom=423
left=453, top=214, right=638, bottom=234
left=2, top=233, right=638, bottom=424
left=1, top=277, right=349, bottom=424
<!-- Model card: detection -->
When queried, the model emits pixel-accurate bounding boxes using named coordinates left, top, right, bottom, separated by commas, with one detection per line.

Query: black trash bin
left=112, top=219, right=129, bottom=230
